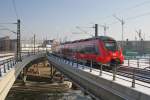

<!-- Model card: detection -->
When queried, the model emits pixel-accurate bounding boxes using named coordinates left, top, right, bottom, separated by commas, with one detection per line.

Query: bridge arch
left=0, top=53, right=46, bottom=100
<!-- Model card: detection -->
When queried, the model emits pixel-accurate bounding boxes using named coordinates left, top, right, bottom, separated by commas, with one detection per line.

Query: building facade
left=0, top=36, right=16, bottom=52
left=118, top=40, right=150, bottom=55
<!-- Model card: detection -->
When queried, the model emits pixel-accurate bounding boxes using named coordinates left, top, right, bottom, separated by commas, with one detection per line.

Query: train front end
left=97, top=36, right=124, bottom=65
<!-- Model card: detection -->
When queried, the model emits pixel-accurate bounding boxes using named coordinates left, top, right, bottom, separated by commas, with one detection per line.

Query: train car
left=54, top=36, right=124, bottom=66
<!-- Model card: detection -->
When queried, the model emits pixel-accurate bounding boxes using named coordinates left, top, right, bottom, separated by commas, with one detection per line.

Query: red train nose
left=108, top=51, right=117, bottom=58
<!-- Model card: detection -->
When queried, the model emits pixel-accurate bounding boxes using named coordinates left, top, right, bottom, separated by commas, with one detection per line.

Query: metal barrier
left=0, top=57, right=16, bottom=77
left=49, top=54, right=150, bottom=89
left=125, top=58, right=150, bottom=70
left=0, top=51, right=44, bottom=77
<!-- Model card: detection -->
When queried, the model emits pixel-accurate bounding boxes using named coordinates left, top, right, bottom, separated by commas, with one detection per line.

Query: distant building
left=118, top=40, right=150, bottom=55
left=42, top=40, right=54, bottom=47
left=0, top=36, right=16, bottom=52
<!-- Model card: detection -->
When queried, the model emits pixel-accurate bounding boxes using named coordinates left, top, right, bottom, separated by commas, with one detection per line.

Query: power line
left=126, top=12, right=150, bottom=21
left=0, top=32, right=15, bottom=37
left=76, top=26, right=90, bottom=34
left=0, top=22, right=17, bottom=24
left=12, top=0, right=19, bottom=19
left=108, top=11, right=150, bottom=26
left=97, top=0, right=150, bottom=24
left=128, top=0, right=150, bottom=9
left=115, top=0, right=150, bottom=14
left=0, top=28, right=16, bottom=37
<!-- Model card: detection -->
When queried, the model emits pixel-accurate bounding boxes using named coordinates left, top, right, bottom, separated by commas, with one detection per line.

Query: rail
left=48, top=53, right=150, bottom=89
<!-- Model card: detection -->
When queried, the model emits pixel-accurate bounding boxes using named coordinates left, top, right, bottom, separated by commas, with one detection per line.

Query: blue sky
left=0, top=0, right=150, bottom=41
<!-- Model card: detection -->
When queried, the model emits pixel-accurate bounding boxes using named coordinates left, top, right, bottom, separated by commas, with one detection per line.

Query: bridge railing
left=124, top=58, right=150, bottom=70
left=0, top=51, right=46, bottom=77
left=0, top=57, right=16, bottom=77
left=48, top=53, right=150, bottom=89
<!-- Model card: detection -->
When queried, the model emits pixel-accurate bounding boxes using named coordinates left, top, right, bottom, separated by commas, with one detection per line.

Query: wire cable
left=108, top=11, right=150, bottom=26
left=116, top=0, right=150, bottom=14
left=97, top=0, right=150, bottom=24
left=126, top=12, right=150, bottom=21
left=12, top=0, right=19, bottom=19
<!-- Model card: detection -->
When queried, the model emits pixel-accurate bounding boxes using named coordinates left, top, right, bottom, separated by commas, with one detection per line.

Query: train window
left=79, top=47, right=85, bottom=53
left=104, top=41, right=118, bottom=51
left=95, top=46, right=99, bottom=55
left=77, top=44, right=99, bottom=55
left=84, top=45, right=97, bottom=54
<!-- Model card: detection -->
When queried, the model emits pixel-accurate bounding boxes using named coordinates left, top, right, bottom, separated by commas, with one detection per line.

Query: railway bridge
left=0, top=52, right=150, bottom=100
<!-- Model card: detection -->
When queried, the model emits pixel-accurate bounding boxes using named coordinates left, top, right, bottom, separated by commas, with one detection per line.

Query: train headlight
left=112, top=53, right=116, bottom=56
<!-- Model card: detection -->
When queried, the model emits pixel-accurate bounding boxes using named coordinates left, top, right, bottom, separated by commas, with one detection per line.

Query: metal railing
left=124, top=58, right=150, bottom=70
left=0, top=57, right=16, bottom=77
left=0, top=51, right=45, bottom=78
left=48, top=53, right=150, bottom=89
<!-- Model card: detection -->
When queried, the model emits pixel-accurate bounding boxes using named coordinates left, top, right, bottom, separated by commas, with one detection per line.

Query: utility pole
left=113, top=15, right=125, bottom=48
left=95, top=24, right=98, bottom=37
left=34, top=34, right=35, bottom=54
left=16, top=19, right=21, bottom=62
left=100, top=24, right=109, bottom=36
left=46, top=36, right=47, bottom=52
left=136, top=29, right=143, bottom=55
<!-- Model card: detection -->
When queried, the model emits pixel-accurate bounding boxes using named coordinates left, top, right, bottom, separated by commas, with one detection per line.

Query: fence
left=49, top=53, right=150, bottom=89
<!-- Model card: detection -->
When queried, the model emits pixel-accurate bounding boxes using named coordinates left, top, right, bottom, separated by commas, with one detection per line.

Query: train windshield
left=104, top=41, right=118, bottom=51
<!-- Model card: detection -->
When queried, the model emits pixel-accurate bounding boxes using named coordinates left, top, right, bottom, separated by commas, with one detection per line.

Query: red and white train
left=53, top=36, right=124, bottom=66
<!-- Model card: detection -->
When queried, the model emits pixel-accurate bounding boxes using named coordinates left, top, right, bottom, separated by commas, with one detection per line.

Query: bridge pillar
left=50, top=63, right=54, bottom=81
left=59, top=74, right=64, bottom=83
left=33, top=63, right=40, bottom=76
left=21, top=67, right=28, bottom=85
left=43, top=60, right=47, bottom=67
left=49, top=63, right=57, bottom=82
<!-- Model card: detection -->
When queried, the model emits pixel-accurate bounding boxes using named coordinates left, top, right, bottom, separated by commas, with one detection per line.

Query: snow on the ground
left=0, top=53, right=15, bottom=62
left=58, top=59, right=150, bottom=96
left=124, top=59, right=150, bottom=69
left=0, top=56, right=14, bottom=62
left=0, top=52, right=35, bottom=62
left=0, top=53, right=14, bottom=57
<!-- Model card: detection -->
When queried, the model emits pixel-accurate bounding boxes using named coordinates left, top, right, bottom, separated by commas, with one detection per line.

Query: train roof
left=61, top=36, right=115, bottom=45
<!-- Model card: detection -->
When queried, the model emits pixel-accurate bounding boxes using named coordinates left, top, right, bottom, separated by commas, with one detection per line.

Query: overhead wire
left=12, top=0, right=19, bottom=19
left=126, top=12, right=150, bottom=21
left=114, top=0, right=150, bottom=15
left=0, top=0, right=19, bottom=37
left=0, top=22, right=17, bottom=24
left=108, top=11, right=150, bottom=26
left=98, top=0, right=150, bottom=25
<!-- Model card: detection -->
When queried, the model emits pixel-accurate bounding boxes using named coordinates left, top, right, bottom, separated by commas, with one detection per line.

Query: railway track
left=104, top=65, right=150, bottom=83
left=73, top=59, right=150, bottom=84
